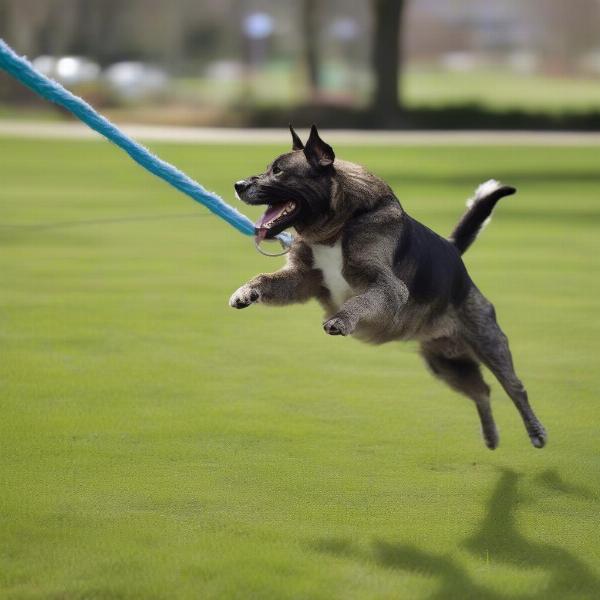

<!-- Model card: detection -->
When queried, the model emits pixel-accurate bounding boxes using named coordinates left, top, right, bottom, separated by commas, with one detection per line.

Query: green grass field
left=5, top=66, right=600, bottom=126
left=178, top=67, right=600, bottom=112
left=1, top=138, right=599, bottom=599
left=403, top=68, right=600, bottom=113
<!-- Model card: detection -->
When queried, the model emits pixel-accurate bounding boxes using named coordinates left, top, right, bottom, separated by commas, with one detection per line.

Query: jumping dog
left=230, top=125, right=546, bottom=450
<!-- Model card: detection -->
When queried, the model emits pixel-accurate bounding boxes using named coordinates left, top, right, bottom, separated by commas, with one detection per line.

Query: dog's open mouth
left=255, top=200, right=299, bottom=241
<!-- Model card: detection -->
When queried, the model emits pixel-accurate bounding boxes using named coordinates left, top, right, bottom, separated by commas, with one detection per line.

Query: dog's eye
left=272, top=165, right=282, bottom=175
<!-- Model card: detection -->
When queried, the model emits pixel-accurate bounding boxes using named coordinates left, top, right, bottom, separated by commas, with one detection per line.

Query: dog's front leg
left=229, top=267, right=318, bottom=309
left=323, top=278, right=409, bottom=336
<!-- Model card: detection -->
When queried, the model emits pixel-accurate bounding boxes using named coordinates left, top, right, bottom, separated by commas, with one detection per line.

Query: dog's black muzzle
left=234, top=179, right=250, bottom=194
left=234, top=177, right=261, bottom=203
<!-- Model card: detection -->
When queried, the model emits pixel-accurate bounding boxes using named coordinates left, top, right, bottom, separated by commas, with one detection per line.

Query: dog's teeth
left=263, top=203, right=296, bottom=229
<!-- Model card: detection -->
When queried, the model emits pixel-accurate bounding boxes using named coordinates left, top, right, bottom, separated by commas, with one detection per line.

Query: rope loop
left=254, top=237, right=291, bottom=257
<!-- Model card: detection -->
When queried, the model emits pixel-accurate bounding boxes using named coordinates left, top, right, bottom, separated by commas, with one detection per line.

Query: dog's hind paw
left=483, top=428, right=499, bottom=450
left=229, top=285, right=260, bottom=309
left=530, top=431, right=547, bottom=449
left=527, top=422, right=547, bottom=448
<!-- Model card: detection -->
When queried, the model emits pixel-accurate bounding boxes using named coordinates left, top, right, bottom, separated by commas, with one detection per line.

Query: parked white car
left=104, top=62, right=168, bottom=100
left=32, top=55, right=100, bottom=85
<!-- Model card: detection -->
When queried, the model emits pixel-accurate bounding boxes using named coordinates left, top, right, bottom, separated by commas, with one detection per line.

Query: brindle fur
left=230, top=126, right=546, bottom=450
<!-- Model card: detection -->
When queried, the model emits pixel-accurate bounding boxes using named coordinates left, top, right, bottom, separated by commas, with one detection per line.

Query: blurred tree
left=67, top=0, right=125, bottom=65
left=301, top=0, right=320, bottom=97
left=371, top=0, right=405, bottom=122
left=529, top=0, right=600, bottom=74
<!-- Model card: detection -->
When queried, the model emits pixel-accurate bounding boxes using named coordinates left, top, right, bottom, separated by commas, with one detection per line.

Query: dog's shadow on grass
left=311, top=468, right=598, bottom=600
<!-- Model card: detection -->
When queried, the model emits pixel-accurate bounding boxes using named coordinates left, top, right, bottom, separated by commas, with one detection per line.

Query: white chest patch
left=311, top=241, right=353, bottom=308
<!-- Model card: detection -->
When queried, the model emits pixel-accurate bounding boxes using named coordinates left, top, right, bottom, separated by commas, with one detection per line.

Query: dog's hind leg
left=461, top=299, right=547, bottom=449
left=421, top=344, right=499, bottom=449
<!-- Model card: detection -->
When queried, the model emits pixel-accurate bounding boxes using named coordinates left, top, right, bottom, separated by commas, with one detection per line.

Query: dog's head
left=234, top=125, right=339, bottom=242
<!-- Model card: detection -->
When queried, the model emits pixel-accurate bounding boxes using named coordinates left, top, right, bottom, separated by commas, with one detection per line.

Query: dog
left=229, top=125, right=546, bottom=450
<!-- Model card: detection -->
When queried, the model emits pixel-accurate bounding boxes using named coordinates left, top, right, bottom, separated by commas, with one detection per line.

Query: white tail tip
left=467, top=179, right=503, bottom=208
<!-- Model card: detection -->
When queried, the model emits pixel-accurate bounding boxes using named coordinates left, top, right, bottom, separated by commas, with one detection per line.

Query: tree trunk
left=371, top=0, right=404, bottom=120
left=302, top=0, right=320, bottom=97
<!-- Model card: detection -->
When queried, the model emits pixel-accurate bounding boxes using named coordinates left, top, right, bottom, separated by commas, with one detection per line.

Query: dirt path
left=1, top=120, right=600, bottom=145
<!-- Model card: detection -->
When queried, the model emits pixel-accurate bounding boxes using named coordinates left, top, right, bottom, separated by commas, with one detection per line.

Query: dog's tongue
left=255, top=204, right=287, bottom=241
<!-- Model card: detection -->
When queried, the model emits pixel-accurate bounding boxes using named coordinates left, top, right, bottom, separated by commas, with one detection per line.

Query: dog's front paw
left=323, top=315, right=353, bottom=336
left=229, top=285, right=260, bottom=309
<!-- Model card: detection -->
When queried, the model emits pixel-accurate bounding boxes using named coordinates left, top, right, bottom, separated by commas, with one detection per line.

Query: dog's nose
left=234, top=180, right=250, bottom=194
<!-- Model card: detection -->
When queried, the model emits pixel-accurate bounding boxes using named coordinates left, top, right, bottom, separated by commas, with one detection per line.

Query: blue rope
left=0, top=39, right=293, bottom=248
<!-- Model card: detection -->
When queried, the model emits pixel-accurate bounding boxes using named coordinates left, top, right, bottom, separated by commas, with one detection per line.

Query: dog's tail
left=449, top=179, right=516, bottom=255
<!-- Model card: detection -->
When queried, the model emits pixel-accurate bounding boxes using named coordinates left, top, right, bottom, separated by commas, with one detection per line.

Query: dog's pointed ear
left=289, top=124, right=304, bottom=151
left=304, top=124, right=335, bottom=168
